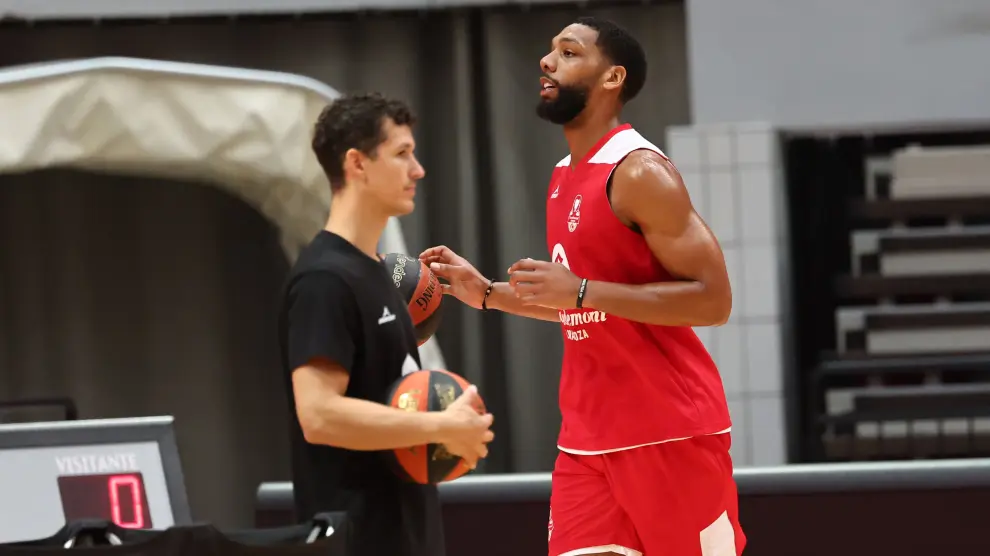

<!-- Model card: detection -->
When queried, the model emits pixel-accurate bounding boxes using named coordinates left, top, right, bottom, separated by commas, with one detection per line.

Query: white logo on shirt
left=550, top=184, right=560, bottom=199
left=401, top=354, right=419, bottom=376
left=378, top=306, right=396, bottom=325
left=567, top=195, right=582, bottom=232
left=551, top=243, right=570, bottom=270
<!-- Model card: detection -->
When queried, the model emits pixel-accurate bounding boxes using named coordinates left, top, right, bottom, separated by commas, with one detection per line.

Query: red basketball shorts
left=548, top=433, right=745, bottom=556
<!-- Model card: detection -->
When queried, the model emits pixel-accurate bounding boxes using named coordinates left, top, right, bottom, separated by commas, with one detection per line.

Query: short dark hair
left=575, top=16, right=647, bottom=104
left=311, top=92, right=417, bottom=192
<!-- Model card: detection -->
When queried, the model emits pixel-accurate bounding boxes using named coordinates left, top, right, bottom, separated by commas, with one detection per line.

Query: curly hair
left=311, top=92, right=417, bottom=192
left=575, top=16, right=647, bottom=104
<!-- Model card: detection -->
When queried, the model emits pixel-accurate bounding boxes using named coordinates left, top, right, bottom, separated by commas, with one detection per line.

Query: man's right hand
left=420, top=246, right=489, bottom=310
left=437, top=385, right=494, bottom=469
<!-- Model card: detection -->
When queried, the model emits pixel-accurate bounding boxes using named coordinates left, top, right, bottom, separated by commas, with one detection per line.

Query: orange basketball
left=385, top=369, right=486, bottom=484
left=381, top=253, right=444, bottom=346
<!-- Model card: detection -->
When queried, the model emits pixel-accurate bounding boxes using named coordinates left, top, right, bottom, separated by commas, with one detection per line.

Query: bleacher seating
left=889, top=146, right=990, bottom=200
left=815, top=144, right=990, bottom=461
left=835, top=302, right=990, bottom=355
left=850, top=226, right=990, bottom=278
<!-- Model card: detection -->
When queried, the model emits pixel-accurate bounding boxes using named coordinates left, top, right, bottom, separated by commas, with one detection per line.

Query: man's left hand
left=507, top=258, right=582, bottom=310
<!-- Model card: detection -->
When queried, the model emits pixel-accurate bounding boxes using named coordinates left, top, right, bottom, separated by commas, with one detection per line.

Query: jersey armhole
left=605, top=147, right=662, bottom=235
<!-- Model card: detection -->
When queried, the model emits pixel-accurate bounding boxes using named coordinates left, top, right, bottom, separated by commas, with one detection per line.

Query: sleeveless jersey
left=546, top=123, right=732, bottom=453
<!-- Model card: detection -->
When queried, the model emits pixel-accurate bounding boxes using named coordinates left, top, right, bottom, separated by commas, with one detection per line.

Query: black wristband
left=576, top=278, right=589, bottom=309
left=481, top=279, right=495, bottom=311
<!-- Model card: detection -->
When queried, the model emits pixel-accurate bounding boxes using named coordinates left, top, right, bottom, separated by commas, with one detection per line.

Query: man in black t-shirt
left=278, top=93, right=495, bottom=556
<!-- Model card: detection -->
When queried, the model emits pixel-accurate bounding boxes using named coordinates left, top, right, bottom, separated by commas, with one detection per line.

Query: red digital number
left=108, top=475, right=145, bottom=529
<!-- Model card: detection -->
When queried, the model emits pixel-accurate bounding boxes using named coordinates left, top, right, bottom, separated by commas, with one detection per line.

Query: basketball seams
left=440, top=371, right=473, bottom=482
left=381, top=252, right=444, bottom=344
left=408, top=262, right=442, bottom=325
left=427, top=371, right=463, bottom=483
left=414, top=309, right=443, bottom=346
left=385, top=369, right=482, bottom=485
left=425, top=372, right=443, bottom=484
left=389, top=371, right=433, bottom=484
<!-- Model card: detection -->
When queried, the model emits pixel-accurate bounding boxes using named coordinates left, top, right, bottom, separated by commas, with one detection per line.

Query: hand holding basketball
left=438, top=385, right=495, bottom=469
left=419, top=246, right=489, bottom=309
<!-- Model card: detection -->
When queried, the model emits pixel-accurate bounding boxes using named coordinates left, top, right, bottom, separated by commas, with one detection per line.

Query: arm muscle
left=292, top=358, right=443, bottom=451
left=581, top=151, right=732, bottom=326
left=285, top=272, right=447, bottom=450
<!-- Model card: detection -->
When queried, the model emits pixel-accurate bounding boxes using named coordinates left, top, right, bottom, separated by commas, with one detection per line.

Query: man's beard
left=536, top=83, right=588, bottom=125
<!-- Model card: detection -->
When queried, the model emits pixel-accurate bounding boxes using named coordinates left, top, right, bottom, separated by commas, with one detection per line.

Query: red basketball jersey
left=546, top=123, right=732, bottom=453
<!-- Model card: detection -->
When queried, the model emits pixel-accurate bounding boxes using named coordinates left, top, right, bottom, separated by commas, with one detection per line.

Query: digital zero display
left=57, top=473, right=153, bottom=529
left=0, top=416, right=192, bottom=544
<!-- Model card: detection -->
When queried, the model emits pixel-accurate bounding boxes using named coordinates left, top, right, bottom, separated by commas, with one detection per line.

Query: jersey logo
left=550, top=183, right=560, bottom=199
left=378, top=306, right=397, bottom=325
left=567, top=195, right=582, bottom=232
left=401, top=353, right=419, bottom=376
left=551, top=243, right=570, bottom=270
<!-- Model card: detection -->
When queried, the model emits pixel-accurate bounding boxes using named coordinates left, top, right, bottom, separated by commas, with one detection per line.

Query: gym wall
left=688, top=0, right=990, bottom=129
left=672, top=0, right=990, bottom=467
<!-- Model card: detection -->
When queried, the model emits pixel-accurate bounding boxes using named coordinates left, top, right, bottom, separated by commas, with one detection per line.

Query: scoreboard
left=0, top=416, right=192, bottom=543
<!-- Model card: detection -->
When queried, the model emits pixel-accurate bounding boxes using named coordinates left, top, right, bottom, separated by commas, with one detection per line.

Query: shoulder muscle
left=610, top=149, right=691, bottom=234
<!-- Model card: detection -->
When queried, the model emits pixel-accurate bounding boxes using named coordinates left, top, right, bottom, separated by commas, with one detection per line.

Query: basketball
left=385, top=369, right=485, bottom=484
left=381, top=252, right=444, bottom=346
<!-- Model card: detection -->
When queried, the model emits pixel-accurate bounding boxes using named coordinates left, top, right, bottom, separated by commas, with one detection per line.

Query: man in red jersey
left=421, top=16, right=745, bottom=556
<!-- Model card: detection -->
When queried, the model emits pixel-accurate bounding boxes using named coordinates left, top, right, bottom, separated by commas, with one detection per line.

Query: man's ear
left=603, top=65, right=626, bottom=93
left=342, top=148, right=366, bottom=183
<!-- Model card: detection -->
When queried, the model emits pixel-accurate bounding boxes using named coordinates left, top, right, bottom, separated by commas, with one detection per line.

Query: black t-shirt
left=278, top=231, right=444, bottom=556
